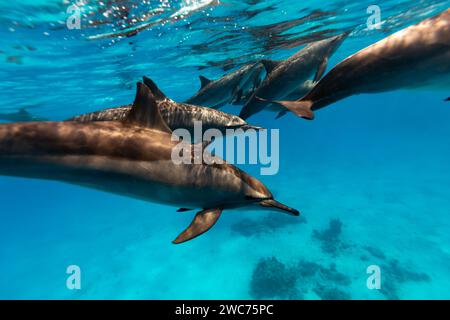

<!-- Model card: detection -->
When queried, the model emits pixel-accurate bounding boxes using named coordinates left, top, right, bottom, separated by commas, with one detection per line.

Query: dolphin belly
left=0, top=154, right=240, bottom=208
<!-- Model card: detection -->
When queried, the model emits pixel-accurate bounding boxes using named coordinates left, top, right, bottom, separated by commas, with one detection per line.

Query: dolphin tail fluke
left=172, top=208, right=222, bottom=244
left=255, top=96, right=315, bottom=120
left=273, top=100, right=314, bottom=120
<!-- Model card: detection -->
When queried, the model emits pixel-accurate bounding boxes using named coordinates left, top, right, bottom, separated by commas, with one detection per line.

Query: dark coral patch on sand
left=312, top=218, right=353, bottom=256
left=249, top=257, right=300, bottom=299
left=313, top=284, right=351, bottom=300
left=380, top=259, right=431, bottom=300
left=363, top=246, right=386, bottom=260
left=250, top=257, right=352, bottom=300
left=358, top=244, right=431, bottom=299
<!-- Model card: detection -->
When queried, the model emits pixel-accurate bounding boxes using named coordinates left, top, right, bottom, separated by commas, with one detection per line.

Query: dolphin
left=185, top=62, right=265, bottom=109
left=270, top=9, right=450, bottom=120
left=238, top=32, right=349, bottom=120
left=231, top=62, right=266, bottom=105
left=0, top=108, right=46, bottom=122
left=248, top=80, right=318, bottom=115
left=70, top=77, right=261, bottom=138
left=284, top=80, right=318, bottom=101
left=0, top=82, right=299, bottom=244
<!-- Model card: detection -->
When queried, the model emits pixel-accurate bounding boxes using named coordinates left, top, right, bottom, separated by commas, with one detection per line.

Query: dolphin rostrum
left=0, top=82, right=299, bottom=244
left=270, top=9, right=450, bottom=120
left=185, top=62, right=265, bottom=109
left=238, top=32, right=349, bottom=120
left=70, top=77, right=261, bottom=137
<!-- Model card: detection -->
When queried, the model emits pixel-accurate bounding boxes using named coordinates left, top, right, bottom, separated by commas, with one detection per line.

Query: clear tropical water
left=0, top=0, right=449, bottom=300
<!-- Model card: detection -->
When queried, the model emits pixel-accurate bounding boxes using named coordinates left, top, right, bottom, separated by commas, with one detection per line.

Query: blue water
left=1, top=0, right=450, bottom=300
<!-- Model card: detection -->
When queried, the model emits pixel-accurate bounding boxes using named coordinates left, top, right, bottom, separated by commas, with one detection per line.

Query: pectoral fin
left=173, top=208, right=223, bottom=244
left=275, top=110, right=288, bottom=119
left=233, top=88, right=243, bottom=104
left=314, top=57, right=328, bottom=82
left=212, top=102, right=226, bottom=109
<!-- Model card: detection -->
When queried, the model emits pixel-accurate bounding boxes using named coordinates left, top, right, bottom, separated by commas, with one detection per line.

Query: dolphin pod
left=185, top=62, right=265, bottom=109
left=1, top=9, right=448, bottom=245
left=0, top=82, right=298, bottom=244
left=71, top=76, right=261, bottom=138
left=269, top=9, right=450, bottom=120
left=238, top=32, right=350, bottom=120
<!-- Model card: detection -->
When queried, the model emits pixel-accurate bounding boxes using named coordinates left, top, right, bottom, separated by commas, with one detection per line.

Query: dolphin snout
left=259, top=199, right=300, bottom=216
left=332, top=30, right=352, bottom=46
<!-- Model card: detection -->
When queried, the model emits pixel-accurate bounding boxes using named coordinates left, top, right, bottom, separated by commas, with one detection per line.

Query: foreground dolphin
left=0, top=82, right=299, bottom=244
left=270, top=9, right=450, bottom=120
left=185, top=62, right=265, bottom=108
left=70, top=77, right=260, bottom=137
left=239, top=32, right=349, bottom=120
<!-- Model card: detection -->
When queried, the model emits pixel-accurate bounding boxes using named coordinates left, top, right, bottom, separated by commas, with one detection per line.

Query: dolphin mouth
left=259, top=199, right=300, bottom=216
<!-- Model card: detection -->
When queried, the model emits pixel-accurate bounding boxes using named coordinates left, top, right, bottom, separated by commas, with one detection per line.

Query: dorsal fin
left=260, top=59, right=281, bottom=74
left=18, top=108, right=30, bottom=116
left=126, top=82, right=172, bottom=133
left=199, top=75, right=212, bottom=88
left=142, top=76, right=168, bottom=101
